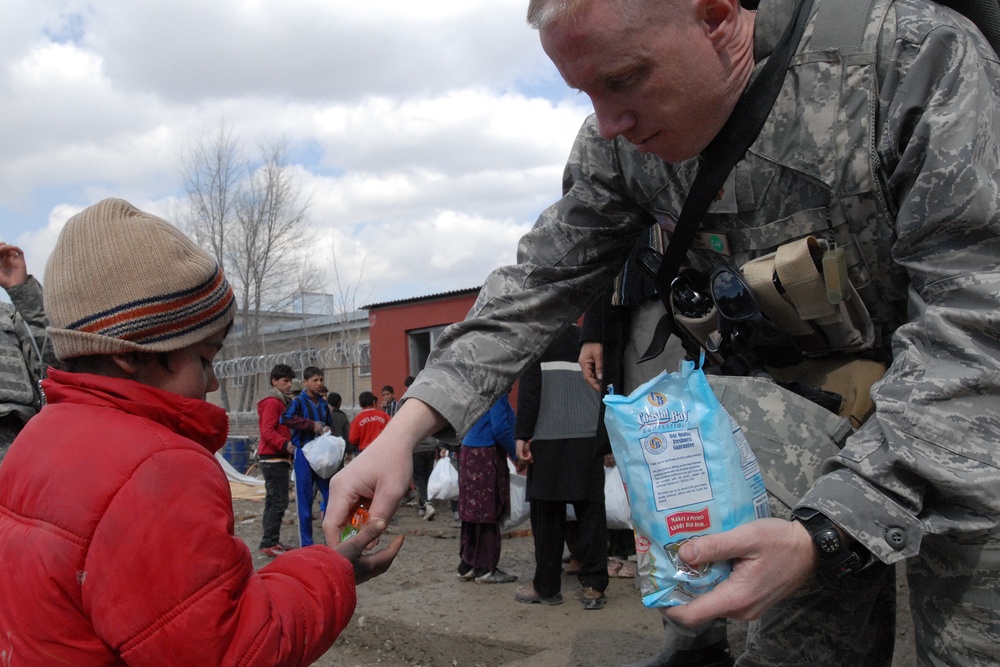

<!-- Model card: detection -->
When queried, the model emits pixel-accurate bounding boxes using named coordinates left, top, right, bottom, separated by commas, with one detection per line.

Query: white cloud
left=0, top=0, right=593, bottom=306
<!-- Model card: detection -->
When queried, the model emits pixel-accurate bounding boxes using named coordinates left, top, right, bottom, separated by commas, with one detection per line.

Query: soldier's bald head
left=527, top=0, right=674, bottom=30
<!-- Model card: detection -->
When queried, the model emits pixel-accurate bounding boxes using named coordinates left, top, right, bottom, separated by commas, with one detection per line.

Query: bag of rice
left=603, top=359, right=769, bottom=608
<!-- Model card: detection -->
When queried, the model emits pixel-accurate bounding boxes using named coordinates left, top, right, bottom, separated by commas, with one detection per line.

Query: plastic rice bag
left=603, top=360, right=769, bottom=608
left=302, top=434, right=345, bottom=479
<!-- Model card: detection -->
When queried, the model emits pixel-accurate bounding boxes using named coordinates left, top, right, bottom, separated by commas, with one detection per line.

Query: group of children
left=258, top=362, right=526, bottom=589
left=256, top=365, right=399, bottom=553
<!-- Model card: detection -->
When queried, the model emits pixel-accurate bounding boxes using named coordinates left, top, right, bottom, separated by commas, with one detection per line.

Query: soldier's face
left=540, top=0, right=743, bottom=163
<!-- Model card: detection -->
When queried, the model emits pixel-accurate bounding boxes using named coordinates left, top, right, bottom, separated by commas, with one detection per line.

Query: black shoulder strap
left=640, top=0, right=816, bottom=362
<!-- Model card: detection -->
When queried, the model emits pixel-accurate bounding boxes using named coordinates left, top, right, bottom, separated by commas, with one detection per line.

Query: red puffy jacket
left=0, top=369, right=356, bottom=666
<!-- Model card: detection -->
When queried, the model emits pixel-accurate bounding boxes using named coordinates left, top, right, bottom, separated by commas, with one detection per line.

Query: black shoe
left=580, top=586, right=607, bottom=610
left=621, top=640, right=733, bottom=667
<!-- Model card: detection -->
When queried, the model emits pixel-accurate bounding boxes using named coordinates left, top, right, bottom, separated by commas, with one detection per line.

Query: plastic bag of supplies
left=604, top=465, right=633, bottom=530
left=603, top=359, right=769, bottom=608
left=428, top=455, right=459, bottom=501
left=499, top=459, right=530, bottom=532
left=302, top=433, right=345, bottom=479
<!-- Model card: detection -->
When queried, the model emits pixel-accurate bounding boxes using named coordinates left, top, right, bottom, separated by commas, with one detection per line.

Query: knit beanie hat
left=44, top=198, right=236, bottom=361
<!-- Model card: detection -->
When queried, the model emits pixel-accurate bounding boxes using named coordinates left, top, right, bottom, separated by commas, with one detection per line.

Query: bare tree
left=181, top=122, right=242, bottom=274
left=229, top=142, right=314, bottom=338
left=180, top=122, right=318, bottom=412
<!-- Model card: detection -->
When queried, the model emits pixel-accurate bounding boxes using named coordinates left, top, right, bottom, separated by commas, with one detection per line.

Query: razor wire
left=213, top=343, right=370, bottom=379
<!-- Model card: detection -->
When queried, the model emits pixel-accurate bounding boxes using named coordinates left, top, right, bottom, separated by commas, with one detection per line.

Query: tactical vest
left=0, top=305, right=38, bottom=419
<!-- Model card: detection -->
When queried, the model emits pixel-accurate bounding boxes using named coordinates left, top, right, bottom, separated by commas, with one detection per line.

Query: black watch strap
left=792, top=509, right=865, bottom=581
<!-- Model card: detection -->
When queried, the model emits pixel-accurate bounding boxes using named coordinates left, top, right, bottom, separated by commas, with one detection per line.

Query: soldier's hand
left=664, top=518, right=819, bottom=626
left=326, top=398, right=444, bottom=529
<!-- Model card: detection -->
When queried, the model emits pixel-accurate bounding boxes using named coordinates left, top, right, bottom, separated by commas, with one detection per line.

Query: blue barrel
left=223, top=437, right=250, bottom=474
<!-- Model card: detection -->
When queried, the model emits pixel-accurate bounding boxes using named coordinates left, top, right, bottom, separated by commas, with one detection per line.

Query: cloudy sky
left=0, top=0, right=593, bottom=306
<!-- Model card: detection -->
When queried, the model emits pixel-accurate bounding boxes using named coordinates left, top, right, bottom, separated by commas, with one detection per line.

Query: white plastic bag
left=500, top=459, right=530, bottom=532
left=428, top=456, right=459, bottom=501
left=302, top=434, right=345, bottom=479
left=604, top=465, right=633, bottom=530
left=603, top=360, right=769, bottom=608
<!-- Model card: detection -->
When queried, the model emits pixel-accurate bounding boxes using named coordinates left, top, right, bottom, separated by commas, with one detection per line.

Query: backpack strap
left=812, top=0, right=1000, bottom=57
left=810, top=0, right=881, bottom=53
left=939, top=0, right=1000, bottom=55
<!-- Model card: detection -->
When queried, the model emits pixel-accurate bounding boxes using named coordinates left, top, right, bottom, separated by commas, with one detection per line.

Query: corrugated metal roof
left=363, top=286, right=481, bottom=310
left=258, top=309, right=369, bottom=336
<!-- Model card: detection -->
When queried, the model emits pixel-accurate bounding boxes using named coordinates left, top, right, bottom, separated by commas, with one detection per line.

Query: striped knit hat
left=44, top=198, right=235, bottom=360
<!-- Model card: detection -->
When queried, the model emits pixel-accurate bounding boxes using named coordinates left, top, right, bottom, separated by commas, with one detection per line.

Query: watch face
left=817, top=529, right=842, bottom=554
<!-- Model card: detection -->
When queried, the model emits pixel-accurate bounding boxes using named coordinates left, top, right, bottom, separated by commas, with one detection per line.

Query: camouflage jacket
left=407, top=0, right=1000, bottom=563
left=0, top=276, right=51, bottom=422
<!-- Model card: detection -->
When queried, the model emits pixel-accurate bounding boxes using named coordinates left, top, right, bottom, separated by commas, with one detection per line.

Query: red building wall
left=368, top=292, right=592, bottom=442
left=366, top=289, right=584, bottom=415
left=367, top=290, right=478, bottom=399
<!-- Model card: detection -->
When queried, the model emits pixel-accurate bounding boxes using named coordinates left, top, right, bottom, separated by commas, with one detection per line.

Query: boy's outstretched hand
left=331, top=516, right=404, bottom=585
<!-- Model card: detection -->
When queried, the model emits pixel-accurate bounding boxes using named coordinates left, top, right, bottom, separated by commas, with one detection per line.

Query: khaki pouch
left=742, top=237, right=875, bottom=355
left=766, top=356, right=887, bottom=429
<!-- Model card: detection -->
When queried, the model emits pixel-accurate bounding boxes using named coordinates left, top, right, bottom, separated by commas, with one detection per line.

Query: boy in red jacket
left=257, top=363, right=296, bottom=557
left=0, top=198, right=402, bottom=666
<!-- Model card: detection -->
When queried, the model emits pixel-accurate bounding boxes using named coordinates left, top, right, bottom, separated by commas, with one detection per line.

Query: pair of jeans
left=259, top=460, right=291, bottom=549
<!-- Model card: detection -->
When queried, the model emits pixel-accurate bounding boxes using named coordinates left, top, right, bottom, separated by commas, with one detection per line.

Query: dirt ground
left=231, top=483, right=916, bottom=667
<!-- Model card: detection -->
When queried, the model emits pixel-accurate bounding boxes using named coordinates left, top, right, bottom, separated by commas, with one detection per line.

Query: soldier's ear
left=696, top=0, right=742, bottom=47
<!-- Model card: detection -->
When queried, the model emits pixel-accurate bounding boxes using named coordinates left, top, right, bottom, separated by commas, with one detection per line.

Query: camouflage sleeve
left=405, top=117, right=650, bottom=437
left=799, top=11, right=1000, bottom=564
left=6, top=275, right=52, bottom=391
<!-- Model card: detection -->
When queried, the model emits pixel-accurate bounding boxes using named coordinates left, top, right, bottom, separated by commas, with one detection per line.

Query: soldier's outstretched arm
left=324, top=399, right=446, bottom=529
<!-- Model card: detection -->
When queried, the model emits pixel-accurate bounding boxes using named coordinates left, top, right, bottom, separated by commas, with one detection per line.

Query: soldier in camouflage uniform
left=329, top=0, right=1000, bottom=663
left=0, top=242, right=51, bottom=465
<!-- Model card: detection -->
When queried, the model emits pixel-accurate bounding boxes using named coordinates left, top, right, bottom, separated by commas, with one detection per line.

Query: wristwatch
left=792, top=508, right=865, bottom=581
